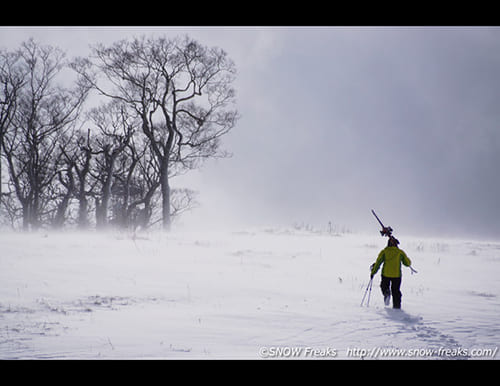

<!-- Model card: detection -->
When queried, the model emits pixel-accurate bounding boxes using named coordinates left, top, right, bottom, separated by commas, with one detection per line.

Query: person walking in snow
left=370, top=236, right=412, bottom=309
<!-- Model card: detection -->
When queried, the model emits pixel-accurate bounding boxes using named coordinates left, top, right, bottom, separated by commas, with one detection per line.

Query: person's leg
left=391, top=277, right=402, bottom=309
left=380, top=276, right=391, bottom=305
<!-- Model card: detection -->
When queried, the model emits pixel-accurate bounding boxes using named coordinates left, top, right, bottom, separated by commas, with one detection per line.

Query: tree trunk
left=96, top=172, right=112, bottom=228
left=77, top=183, right=89, bottom=229
left=160, top=159, right=171, bottom=231
left=96, top=153, right=116, bottom=229
left=22, top=201, right=30, bottom=231
left=53, top=170, right=74, bottom=229
left=52, top=194, right=70, bottom=229
left=76, top=146, right=92, bottom=230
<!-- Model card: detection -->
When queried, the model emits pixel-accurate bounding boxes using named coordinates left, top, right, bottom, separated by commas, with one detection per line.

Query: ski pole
left=366, top=278, right=373, bottom=307
left=360, top=277, right=373, bottom=307
left=409, top=266, right=418, bottom=275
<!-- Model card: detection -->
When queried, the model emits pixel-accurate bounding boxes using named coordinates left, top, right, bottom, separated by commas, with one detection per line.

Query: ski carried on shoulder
left=371, top=209, right=418, bottom=273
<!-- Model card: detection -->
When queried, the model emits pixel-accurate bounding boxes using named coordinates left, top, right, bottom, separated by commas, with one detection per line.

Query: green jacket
left=371, top=246, right=411, bottom=278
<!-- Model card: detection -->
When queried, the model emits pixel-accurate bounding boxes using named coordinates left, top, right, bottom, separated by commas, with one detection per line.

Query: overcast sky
left=2, top=26, right=500, bottom=239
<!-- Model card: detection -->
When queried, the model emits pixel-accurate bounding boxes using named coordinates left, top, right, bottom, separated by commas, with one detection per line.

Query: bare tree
left=51, top=132, right=76, bottom=228
left=2, top=39, right=88, bottom=230
left=110, top=134, right=159, bottom=230
left=72, top=35, right=239, bottom=231
left=170, top=188, right=198, bottom=222
left=0, top=49, right=26, bottom=203
left=87, top=100, right=134, bottom=228
left=60, top=128, right=96, bottom=229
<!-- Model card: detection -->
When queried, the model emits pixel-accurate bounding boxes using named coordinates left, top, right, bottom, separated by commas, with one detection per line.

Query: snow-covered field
left=1, top=228, right=499, bottom=359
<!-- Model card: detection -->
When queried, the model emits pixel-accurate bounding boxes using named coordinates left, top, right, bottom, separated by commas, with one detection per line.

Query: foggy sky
left=2, top=26, right=500, bottom=239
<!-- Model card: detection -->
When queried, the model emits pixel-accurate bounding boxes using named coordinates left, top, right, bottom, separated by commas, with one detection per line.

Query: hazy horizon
left=2, top=26, right=500, bottom=240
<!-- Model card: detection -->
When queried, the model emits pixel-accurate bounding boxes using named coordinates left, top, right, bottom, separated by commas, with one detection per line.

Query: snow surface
left=1, top=228, right=499, bottom=359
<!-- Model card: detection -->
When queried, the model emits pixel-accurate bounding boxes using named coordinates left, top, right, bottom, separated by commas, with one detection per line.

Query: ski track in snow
left=0, top=229, right=499, bottom=359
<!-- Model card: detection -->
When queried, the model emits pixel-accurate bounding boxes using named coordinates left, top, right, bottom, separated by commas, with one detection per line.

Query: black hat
left=388, top=236, right=400, bottom=247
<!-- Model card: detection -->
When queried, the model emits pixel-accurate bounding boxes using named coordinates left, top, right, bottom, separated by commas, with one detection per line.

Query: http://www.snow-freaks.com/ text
left=258, top=346, right=498, bottom=359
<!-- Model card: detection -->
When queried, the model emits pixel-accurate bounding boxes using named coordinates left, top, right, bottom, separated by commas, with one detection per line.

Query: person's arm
left=371, top=250, right=385, bottom=278
left=401, top=250, right=411, bottom=267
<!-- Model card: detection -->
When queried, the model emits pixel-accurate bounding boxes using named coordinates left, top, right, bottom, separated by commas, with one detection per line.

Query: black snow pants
left=380, top=276, right=402, bottom=309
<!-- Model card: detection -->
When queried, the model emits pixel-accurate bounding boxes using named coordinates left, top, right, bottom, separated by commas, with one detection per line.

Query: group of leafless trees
left=0, top=36, right=238, bottom=231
